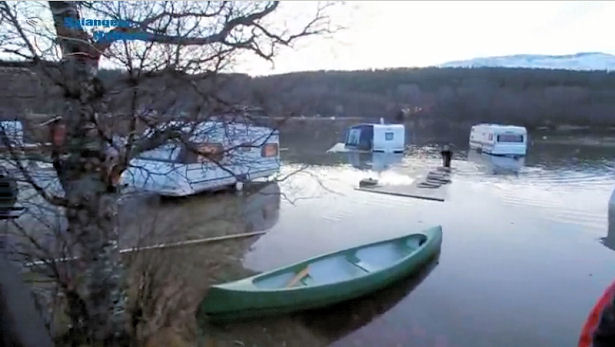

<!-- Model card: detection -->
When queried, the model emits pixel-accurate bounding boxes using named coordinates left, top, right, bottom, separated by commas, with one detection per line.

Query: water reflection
left=346, top=151, right=404, bottom=172
left=118, top=121, right=615, bottom=346
left=200, top=256, right=440, bottom=346
left=299, top=255, right=439, bottom=344
left=237, top=183, right=281, bottom=232
left=603, top=187, right=615, bottom=251
left=119, top=183, right=281, bottom=345
left=266, top=126, right=615, bottom=346
left=120, top=182, right=281, bottom=247
left=466, top=149, right=525, bottom=175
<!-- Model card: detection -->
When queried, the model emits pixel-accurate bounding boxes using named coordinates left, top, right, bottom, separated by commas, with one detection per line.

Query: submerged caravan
left=344, top=119, right=406, bottom=153
left=469, top=123, right=528, bottom=156
left=122, top=121, right=280, bottom=196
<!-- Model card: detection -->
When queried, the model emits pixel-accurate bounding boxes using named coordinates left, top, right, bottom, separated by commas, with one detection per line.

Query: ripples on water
left=452, top=149, right=614, bottom=232
left=11, top=124, right=615, bottom=346
left=278, top=143, right=615, bottom=236
left=238, top=137, right=615, bottom=346
left=249, top=145, right=612, bottom=259
left=110, top=128, right=614, bottom=346
left=281, top=150, right=610, bottom=253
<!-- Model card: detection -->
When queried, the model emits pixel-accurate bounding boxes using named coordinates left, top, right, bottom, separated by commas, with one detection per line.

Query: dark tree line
left=4, top=66, right=615, bottom=130
left=250, top=67, right=615, bottom=128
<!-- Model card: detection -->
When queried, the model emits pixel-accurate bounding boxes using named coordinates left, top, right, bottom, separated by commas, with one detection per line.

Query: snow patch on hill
left=440, top=52, right=615, bottom=71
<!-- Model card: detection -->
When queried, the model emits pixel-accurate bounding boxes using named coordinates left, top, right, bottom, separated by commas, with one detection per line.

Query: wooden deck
left=356, top=168, right=450, bottom=202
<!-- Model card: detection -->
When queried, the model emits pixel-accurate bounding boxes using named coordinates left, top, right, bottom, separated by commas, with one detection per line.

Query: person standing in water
left=441, top=145, right=452, bottom=168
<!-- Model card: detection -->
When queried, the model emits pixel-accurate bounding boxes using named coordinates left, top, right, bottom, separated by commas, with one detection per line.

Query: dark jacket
left=593, top=295, right=615, bottom=347
left=580, top=281, right=615, bottom=347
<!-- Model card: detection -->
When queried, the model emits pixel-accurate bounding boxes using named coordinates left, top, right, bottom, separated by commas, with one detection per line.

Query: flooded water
left=9, top=122, right=615, bottom=346
left=222, top=126, right=615, bottom=347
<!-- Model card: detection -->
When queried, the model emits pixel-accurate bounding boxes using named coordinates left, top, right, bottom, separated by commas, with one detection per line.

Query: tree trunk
left=64, top=183, right=125, bottom=343
left=54, top=82, right=126, bottom=343
left=56, top=76, right=126, bottom=344
left=47, top=2, right=127, bottom=342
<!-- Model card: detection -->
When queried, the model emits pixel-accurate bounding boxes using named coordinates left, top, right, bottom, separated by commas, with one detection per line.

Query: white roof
left=472, top=123, right=526, bottom=132
left=144, top=120, right=276, bottom=144
left=373, top=123, right=404, bottom=128
left=353, top=123, right=404, bottom=129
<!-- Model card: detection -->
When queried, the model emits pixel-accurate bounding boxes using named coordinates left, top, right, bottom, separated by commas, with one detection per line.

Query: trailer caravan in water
left=469, top=124, right=527, bottom=156
left=122, top=121, right=280, bottom=196
left=344, top=120, right=405, bottom=153
left=0, top=120, right=25, bottom=148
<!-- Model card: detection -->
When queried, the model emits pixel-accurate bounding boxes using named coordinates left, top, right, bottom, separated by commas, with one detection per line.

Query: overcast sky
left=240, top=1, right=615, bottom=76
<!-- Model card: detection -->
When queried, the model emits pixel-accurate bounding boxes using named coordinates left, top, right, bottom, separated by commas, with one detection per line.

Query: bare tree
left=0, top=1, right=332, bottom=344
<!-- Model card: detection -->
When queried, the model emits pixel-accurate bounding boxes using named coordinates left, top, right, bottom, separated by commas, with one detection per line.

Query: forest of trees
left=252, top=67, right=615, bottom=129
left=4, top=65, right=615, bottom=130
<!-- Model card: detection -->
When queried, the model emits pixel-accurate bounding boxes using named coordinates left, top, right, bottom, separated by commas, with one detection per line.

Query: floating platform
left=356, top=168, right=450, bottom=202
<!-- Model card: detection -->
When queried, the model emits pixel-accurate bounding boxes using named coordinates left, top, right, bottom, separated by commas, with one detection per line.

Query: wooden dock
left=356, top=168, right=451, bottom=202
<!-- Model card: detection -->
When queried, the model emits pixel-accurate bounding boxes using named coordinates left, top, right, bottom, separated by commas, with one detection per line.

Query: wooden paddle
left=286, top=266, right=310, bottom=288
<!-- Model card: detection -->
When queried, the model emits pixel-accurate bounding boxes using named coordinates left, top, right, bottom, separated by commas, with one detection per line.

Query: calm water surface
left=12, top=123, right=615, bottom=346
left=237, top=133, right=615, bottom=347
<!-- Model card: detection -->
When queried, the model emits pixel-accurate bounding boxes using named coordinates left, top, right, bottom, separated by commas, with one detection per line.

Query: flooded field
left=8, top=123, right=615, bottom=346
left=198, top=125, right=615, bottom=346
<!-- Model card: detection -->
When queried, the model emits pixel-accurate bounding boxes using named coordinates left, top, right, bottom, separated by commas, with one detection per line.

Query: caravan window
left=197, top=143, right=224, bottom=163
left=497, top=134, right=524, bottom=143
left=138, top=144, right=182, bottom=162
left=180, top=143, right=224, bottom=163
left=346, top=128, right=362, bottom=146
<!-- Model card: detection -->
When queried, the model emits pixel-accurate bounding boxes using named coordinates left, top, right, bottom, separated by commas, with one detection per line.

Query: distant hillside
left=252, top=67, right=615, bottom=128
left=4, top=65, right=615, bottom=130
left=441, top=52, right=615, bottom=71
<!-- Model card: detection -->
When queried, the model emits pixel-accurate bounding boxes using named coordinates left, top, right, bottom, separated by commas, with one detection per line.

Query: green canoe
left=200, top=225, right=442, bottom=320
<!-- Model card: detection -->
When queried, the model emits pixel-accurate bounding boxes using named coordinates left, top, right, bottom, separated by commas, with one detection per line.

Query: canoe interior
left=253, top=234, right=428, bottom=289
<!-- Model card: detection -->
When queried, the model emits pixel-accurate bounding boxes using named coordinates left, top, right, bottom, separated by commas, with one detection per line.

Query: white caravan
left=469, top=124, right=527, bottom=156
left=0, top=120, right=25, bottom=148
left=122, top=121, right=280, bottom=196
left=344, top=121, right=405, bottom=153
